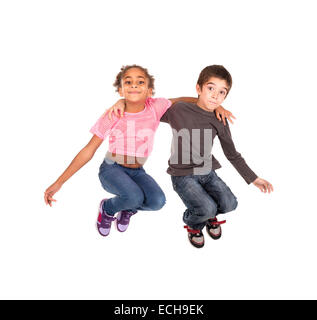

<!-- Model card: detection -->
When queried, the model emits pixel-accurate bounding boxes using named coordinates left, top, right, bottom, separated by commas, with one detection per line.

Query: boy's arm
left=217, top=121, right=273, bottom=192
left=217, top=120, right=258, bottom=184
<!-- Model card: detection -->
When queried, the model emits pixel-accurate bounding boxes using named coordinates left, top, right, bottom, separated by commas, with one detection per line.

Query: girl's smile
left=119, top=67, right=153, bottom=103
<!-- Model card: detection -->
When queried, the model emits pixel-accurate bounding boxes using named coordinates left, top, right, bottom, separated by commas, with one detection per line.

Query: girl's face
left=119, top=68, right=152, bottom=102
left=196, top=77, right=228, bottom=111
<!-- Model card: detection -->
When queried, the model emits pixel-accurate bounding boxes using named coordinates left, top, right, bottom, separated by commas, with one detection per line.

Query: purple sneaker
left=116, top=210, right=137, bottom=232
left=96, top=199, right=116, bottom=237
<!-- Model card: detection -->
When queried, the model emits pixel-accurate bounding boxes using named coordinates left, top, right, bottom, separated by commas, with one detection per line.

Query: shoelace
left=184, top=226, right=202, bottom=235
left=102, top=214, right=116, bottom=224
left=210, top=218, right=226, bottom=227
left=120, top=211, right=134, bottom=224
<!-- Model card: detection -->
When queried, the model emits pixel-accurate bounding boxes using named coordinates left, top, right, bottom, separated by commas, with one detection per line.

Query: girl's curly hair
left=113, top=65, right=155, bottom=95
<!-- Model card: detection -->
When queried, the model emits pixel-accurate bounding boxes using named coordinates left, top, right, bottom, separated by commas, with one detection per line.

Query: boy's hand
left=44, top=181, right=62, bottom=207
left=252, top=177, right=274, bottom=193
left=107, top=99, right=126, bottom=120
left=215, top=106, right=236, bottom=126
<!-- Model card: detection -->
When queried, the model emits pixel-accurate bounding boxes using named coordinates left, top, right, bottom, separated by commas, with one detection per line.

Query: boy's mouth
left=128, top=91, right=142, bottom=94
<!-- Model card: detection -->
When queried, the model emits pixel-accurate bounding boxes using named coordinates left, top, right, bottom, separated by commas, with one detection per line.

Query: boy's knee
left=201, top=202, right=218, bottom=220
left=220, top=194, right=238, bottom=213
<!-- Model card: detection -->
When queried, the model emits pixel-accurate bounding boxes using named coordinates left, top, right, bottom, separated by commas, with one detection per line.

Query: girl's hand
left=215, top=106, right=236, bottom=126
left=44, top=181, right=63, bottom=207
left=252, top=177, right=274, bottom=194
left=107, top=99, right=126, bottom=120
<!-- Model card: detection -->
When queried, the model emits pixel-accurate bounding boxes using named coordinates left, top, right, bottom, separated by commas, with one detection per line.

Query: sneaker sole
left=115, top=218, right=128, bottom=233
left=188, top=235, right=204, bottom=248
left=206, top=227, right=222, bottom=240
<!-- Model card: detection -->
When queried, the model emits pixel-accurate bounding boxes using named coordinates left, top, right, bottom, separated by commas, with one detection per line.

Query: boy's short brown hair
left=197, top=65, right=232, bottom=95
left=113, top=64, right=155, bottom=95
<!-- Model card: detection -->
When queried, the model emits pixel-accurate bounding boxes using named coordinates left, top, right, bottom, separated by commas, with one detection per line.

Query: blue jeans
left=98, top=159, right=166, bottom=215
left=171, top=170, right=238, bottom=230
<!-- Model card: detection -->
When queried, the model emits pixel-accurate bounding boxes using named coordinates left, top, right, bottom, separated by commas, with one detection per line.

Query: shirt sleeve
left=160, top=108, right=170, bottom=123
left=89, top=111, right=118, bottom=140
left=217, top=120, right=258, bottom=184
left=151, top=97, right=172, bottom=121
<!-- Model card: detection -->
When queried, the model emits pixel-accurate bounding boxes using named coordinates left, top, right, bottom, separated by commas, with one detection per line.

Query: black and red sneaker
left=184, top=226, right=205, bottom=248
left=206, top=217, right=226, bottom=240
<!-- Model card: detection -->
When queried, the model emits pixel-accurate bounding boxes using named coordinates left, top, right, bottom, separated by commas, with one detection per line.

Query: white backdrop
left=0, top=0, right=316, bottom=299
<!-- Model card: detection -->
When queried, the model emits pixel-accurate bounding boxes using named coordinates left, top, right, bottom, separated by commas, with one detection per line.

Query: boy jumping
left=160, top=65, right=273, bottom=248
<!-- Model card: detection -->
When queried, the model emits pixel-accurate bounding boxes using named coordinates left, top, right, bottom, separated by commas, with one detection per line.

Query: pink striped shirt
left=90, top=97, right=172, bottom=158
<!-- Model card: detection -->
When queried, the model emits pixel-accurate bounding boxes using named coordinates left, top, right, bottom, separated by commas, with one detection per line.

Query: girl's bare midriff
left=106, top=151, right=146, bottom=168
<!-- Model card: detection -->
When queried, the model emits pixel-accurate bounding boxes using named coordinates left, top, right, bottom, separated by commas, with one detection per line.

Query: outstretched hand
left=215, top=106, right=236, bottom=126
left=252, top=177, right=274, bottom=194
left=44, top=181, right=62, bottom=207
left=107, top=99, right=126, bottom=120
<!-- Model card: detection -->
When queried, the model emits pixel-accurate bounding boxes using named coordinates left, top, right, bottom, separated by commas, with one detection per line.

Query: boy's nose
left=211, top=91, right=219, bottom=99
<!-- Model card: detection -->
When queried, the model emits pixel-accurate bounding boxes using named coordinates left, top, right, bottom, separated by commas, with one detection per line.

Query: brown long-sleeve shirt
left=160, top=101, right=257, bottom=184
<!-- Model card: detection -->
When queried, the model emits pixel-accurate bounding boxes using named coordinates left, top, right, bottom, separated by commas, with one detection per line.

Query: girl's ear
left=118, top=87, right=124, bottom=97
left=147, top=88, right=153, bottom=97
left=196, top=84, right=202, bottom=96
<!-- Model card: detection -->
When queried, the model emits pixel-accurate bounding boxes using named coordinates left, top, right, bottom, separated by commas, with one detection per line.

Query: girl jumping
left=44, top=65, right=233, bottom=237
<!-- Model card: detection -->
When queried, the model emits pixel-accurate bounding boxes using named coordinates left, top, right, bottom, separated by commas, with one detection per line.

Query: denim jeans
left=171, top=170, right=238, bottom=230
left=98, top=159, right=166, bottom=215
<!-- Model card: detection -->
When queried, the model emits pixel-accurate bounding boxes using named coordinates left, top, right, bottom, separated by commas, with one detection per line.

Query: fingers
left=256, top=181, right=274, bottom=194
left=222, top=114, right=227, bottom=126
left=267, top=183, right=274, bottom=193
left=108, top=108, right=113, bottom=121
left=44, top=192, right=57, bottom=207
left=227, top=113, right=236, bottom=125
left=215, top=109, right=232, bottom=126
left=257, top=184, right=266, bottom=193
left=115, top=107, right=124, bottom=118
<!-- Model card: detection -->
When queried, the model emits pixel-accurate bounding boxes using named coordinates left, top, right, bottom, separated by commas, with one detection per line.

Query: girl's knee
left=121, top=188, right=144, bottom=209
left=146, top=192, right=166, bottom=211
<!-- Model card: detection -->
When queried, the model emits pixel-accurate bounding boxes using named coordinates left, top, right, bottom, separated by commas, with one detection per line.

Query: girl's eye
left=139, top=81, right=145, bottom=85
left=125, top=81, right=131, bottom=85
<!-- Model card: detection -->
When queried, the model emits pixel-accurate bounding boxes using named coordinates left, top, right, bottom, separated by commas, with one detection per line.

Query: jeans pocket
left=171, top=176, right=186, bottom=192
left=104, top=158, right=115, bottom=165
left=99, top=159, right=115, bottom=175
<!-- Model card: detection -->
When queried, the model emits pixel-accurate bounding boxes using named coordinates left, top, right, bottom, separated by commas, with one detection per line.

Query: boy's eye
left=220, top=91, right=226, bottom=96
left=208, top=87, right=214, bottom=91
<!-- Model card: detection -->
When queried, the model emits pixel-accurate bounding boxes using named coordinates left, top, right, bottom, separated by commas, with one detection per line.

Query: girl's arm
left=44, top=135, right=104, bottom=206
left=107, top=98, right=236, bottom=125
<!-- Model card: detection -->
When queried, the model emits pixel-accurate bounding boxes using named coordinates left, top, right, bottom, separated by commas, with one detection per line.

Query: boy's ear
left=196, top=84, right=202, bottom=96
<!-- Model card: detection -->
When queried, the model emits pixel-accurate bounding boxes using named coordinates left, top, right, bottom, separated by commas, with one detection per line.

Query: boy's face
left=119, top=68, right=152, bottom=102
left=196, top=77, right=229, bottom=111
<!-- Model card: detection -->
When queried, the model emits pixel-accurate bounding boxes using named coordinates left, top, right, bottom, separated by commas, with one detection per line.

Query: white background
left=0, top=0, right=316, bottom=300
